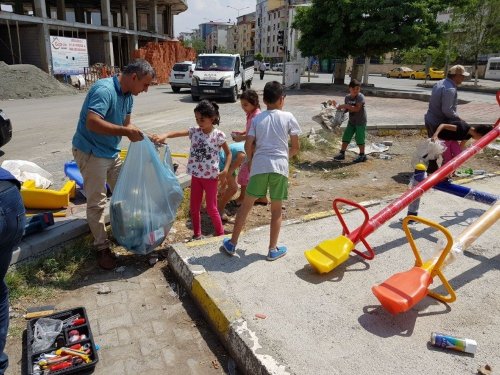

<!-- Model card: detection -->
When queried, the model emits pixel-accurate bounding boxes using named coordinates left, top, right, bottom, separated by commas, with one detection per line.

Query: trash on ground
left=478, top=364, right=493, bottom=375
left=1, top=159, right=53, bottom=188
left=255, top=313, right=267, bottom=319
left=430, top=332, right=477, bottom=354
left=97, top=285, right=111, bottom=295
left=347, top=142, right=389, bottom=155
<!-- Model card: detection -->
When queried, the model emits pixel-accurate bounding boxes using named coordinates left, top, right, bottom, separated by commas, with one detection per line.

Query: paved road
left=0, top=73, right=498, bottom=188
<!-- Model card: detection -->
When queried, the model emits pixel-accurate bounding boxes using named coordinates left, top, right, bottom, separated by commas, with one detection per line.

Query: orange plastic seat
left=372, top=267, right=432, bottom=315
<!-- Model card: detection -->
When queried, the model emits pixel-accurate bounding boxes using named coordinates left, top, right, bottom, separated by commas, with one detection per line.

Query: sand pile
left=0, top=61, right=77, bottom=100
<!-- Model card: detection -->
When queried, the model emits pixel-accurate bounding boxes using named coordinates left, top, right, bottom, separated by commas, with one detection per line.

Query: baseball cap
left=448, top=64, right=470, bottom=76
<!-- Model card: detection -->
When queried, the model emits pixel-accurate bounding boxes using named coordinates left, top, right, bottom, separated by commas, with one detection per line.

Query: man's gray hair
left=123, top=59, right=156, bottom=79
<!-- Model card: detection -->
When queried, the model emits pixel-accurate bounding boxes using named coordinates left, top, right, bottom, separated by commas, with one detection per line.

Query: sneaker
left=353, top=154, right=367, bottom=163
left=189, top=234, right=204, bottom=242
left=222, top=238, right=236, bottom=256
left=97, top=248, right=117, bottom=270
left=267, top=246, right=287, bottom=261
left=333, top=152, right=345, bottom=161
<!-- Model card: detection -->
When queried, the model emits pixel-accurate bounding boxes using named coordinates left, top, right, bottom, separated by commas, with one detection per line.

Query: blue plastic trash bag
left=110, top=139, right=183, bottom=254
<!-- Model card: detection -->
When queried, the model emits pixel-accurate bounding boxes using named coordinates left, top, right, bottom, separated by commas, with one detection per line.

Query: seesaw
left=21, top=179, right=76, bottom=209
left=304, top=122, right=500, bottom=274
left=372, top=200, right=499, bottom=314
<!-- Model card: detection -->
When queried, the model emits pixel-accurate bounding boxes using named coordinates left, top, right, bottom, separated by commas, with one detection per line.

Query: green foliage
left=402, top=42, right=457, bottom=67
left=255, top=52, right=264, bottom=62
left=184, top=37, right=207, bottom=53
left=293, top=0, right=450, bottom=58
left=6, top=236, right=94, bottom=302
left=451, top=0, right=500, bottom=64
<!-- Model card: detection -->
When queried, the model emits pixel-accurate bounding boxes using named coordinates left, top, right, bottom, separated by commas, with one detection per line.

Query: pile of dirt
left=0, top=61, right=77, bottom=100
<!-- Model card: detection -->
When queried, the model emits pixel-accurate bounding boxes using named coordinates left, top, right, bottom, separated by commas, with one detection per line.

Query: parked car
left=410, top=67, right=445, bottom=80
left=386, top=67, right=414, bottom=78
left=0, top=109, right=12, bottom=148
left=272, top=63, right=284, bottom=72
left=169, top=61, right=196, bottom=93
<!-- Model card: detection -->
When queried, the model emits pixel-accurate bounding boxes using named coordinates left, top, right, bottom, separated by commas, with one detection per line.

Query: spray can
left=430, top=332, right=477, bottom=354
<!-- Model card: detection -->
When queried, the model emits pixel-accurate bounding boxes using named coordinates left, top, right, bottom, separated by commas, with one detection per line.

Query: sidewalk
left=167, top=175, right=500, bottom=375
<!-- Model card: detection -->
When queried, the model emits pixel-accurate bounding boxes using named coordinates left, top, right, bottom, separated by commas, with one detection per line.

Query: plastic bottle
left=430, top=332, right=477, bottom=354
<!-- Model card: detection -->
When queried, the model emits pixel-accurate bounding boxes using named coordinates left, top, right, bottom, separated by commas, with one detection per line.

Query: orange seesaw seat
left=372, top=267, right=433, bottom=315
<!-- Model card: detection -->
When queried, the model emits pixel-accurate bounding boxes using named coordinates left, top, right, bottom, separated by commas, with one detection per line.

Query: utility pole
left=281, top=0, right=290, bottom=85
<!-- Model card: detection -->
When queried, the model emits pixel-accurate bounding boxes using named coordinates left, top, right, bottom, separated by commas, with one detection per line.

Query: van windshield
left=196, top=56, right=236, bottom=71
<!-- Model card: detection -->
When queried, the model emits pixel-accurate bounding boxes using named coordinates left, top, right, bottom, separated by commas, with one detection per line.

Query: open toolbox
left=26, top=307, right=99, bottom=374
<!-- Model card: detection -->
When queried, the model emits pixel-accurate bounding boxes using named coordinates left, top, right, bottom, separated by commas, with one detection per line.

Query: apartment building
left=0, top=0, right=187, bottom=73
left=255, top=0, right=310, bottom=63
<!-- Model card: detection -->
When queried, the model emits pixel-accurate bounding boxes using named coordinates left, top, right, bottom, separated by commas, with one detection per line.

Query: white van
left=191, top=53, right=254, bottom=102
left=484, top=57, right=500, bottom=80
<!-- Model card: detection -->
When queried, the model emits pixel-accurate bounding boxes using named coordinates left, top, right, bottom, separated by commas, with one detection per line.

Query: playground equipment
left=21, top=179, right=76, bottom=209
left=372, top=200, right=500, bottom=314
left=304, top=122, right=500, bottom=274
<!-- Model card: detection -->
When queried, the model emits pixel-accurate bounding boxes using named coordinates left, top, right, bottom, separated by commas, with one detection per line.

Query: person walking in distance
left=71, top=59, right=155, bottom=270
left=259, top=61, right=267, bottom=80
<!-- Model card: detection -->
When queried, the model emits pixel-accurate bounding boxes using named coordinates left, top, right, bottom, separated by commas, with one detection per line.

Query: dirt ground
left=167, top=130, right=500, bottom=243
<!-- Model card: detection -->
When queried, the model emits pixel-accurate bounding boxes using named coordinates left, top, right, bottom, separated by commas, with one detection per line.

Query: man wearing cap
left=424, top=64, right=470, bottom=172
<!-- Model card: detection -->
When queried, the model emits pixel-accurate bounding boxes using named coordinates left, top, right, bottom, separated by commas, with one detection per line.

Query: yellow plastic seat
left=304, top=236, right=354, bottom=274
left=21, top=180, right=76, bottom=209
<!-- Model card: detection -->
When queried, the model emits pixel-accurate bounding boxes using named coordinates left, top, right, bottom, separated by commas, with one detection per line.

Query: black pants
left=260, top=70, right=265, bottom=80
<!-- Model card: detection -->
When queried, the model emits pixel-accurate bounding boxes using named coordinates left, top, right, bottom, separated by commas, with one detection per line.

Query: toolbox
left=26, top=307, right=99, bottom=374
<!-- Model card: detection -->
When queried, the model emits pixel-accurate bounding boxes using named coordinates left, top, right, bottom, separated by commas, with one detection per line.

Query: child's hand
left=330, top=99, right=338, bottom=108
left=218, top=171, right=227, bottom=185
left=151, top=133, right=167, bottom=145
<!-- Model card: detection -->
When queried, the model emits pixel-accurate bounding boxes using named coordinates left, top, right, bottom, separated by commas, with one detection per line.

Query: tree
left=181, top=37, right=207, bottom=53
left=451, top=0, right=500, bottom=84
left=255, top=52, right=264, bottom=62
left=402, top=42, right=457, bottom=68
left=293, top=0, right=450, bottom=84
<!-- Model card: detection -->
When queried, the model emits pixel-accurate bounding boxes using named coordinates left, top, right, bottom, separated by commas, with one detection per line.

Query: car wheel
left=191, top=95, right=200, bottom=102
left=410, top=75, right=415, bottom=79
left=230, top=86, right=238, bottom=103
left=398, top=74, right=402, bottom=78
left=172, top=86, right=181, bottom=93
left=386, top=74, right=391, bottom=78
left=426, top=75, right=431, bottom=80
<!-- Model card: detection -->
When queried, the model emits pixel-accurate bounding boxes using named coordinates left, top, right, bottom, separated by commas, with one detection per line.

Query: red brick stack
left=132, top=41, right=197, bottom=84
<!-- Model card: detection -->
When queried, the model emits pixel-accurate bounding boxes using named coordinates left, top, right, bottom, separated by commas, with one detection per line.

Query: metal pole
left=16, top=21, right=22, bottom=64
left=6, top=20, right=15, bottom=64
left=281, top=0, right=289, bottom=85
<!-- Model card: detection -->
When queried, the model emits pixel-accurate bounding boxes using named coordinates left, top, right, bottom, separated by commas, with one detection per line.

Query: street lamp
left=226, top=5, right=250, bottom=18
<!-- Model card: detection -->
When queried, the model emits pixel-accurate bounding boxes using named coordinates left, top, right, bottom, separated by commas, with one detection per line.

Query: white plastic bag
left=31, top=318, right=63, bottom=352
left=411, top=138, right=446, bottom=168
left=110, top=139, right=183, bottom=255
left=1, top=160, right=52, bottom=188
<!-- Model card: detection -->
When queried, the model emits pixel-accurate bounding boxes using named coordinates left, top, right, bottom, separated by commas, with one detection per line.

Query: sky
left=174, top=0, right=256, bottom=35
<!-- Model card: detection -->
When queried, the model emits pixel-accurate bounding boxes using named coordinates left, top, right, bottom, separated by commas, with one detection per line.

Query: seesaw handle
left=332, top=198, right=374, bottom=260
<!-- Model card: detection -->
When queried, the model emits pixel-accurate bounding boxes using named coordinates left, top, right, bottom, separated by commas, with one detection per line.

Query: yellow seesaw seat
left=304, top=235, right=354, bottom=274
left=21, top=180, right=76, bottom=209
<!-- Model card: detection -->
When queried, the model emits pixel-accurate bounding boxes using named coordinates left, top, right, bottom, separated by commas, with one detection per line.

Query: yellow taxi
left=410, top=67, right=445, bottom=80
left=386, top=66, right=414, bottom=78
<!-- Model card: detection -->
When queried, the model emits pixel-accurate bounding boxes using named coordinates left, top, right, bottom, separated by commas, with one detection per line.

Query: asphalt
left=8, top=86, right=499, bottom=374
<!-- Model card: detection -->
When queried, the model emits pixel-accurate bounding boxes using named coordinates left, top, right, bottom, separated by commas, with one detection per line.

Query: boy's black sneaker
left=353, top=154, right=367, bottom=163
left=333, top=153, right=345, bottom=161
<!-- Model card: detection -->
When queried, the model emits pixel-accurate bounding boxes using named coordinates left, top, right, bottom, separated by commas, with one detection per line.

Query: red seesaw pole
left=304, top=121, right=499, bottom=274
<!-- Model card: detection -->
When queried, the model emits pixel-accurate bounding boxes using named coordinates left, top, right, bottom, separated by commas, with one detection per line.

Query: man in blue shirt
left=424, top=64, right=470, bottom=172
left=0, top=167, right=25, bottom=374
left=72, top=59, right=155, bottom=270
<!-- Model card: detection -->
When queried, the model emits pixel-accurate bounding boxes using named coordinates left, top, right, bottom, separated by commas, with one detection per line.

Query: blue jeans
left=0, top=181, right=25, bottom=374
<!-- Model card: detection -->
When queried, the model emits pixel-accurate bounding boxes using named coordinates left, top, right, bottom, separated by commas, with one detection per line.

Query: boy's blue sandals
left=222, top=238, right=236, bottom=256
left=267, top=246, right=287, bottom=261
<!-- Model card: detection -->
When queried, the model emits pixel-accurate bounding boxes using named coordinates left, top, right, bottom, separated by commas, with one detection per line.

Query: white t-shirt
left=186, top=127, right=226, bottom=179
left=247, top=109, right=302, bottom=178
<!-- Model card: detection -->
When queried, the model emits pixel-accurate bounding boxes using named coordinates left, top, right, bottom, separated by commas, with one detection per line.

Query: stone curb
left=10, top=174, right=191, bottom=266
left=166, top=244, right=290, bottom=375
left=166, top=171, right=499, bottom=374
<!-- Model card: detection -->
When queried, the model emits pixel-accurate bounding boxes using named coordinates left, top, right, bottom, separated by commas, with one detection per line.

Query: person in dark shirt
left=0, top=167, right=25, bottom=374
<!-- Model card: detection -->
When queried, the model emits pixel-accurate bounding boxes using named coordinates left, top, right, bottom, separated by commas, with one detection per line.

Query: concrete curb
left=166, top=171, right=500, bottom=374
left=10, top=174, right=191, bottom=266
left=167, top=245, right=290, bottom=375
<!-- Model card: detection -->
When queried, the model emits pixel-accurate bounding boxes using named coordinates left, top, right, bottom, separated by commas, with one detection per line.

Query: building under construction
left=0, top=0, right=187, bottom=74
